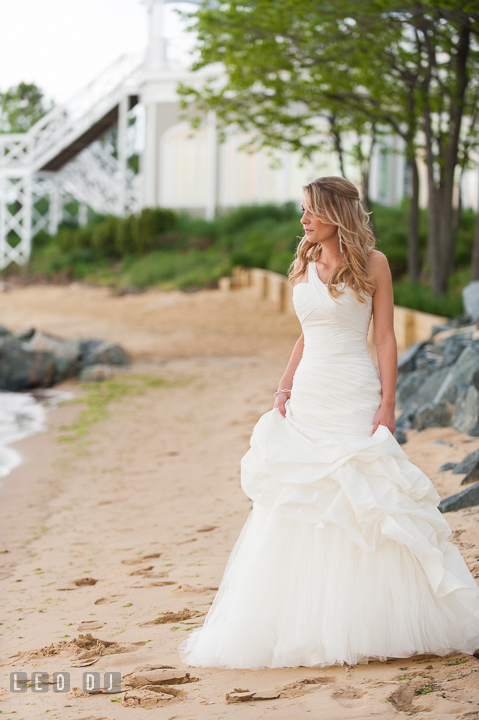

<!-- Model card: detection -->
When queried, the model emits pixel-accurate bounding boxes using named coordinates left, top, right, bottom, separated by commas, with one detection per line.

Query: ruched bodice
left=294, top=261, right=373, bottom=348
left=289, top=261, right=382, bottom=435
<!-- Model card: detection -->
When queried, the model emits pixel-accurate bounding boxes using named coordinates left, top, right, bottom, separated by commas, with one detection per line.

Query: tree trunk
left=420, top=22, right=470, bottom=296
left=407, top=155, right=420, bottom=282
left=328, top=114, right=346, bottom=177
left=362, top=129, right=375, bottom=214
left=472, top=170, right=479, bottom=281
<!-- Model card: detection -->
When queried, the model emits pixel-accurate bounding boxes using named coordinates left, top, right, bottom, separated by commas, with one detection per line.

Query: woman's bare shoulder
left=292, top=258, right=308, bottom=285
left=367, top=250, right=391, bottom=287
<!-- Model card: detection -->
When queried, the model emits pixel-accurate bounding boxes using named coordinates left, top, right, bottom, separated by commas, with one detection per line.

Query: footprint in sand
left=196, top=525, right=219, bottom=533
left=12, top=633, right=148, bottom=668
left=57, top=577, right=99, bottom=591
left=121, top=553, right=163, bottom=565
left=77, top=621, right=105, bottom=631
left=129, top=580, right=177, bottom=589
left=331, top=686, right=365, bottom=708
left=94, top=594, right=126, bottom=605
left=281, top=677, right=336, bottom=698
left=128, top=566, right=155, bottom=576
left=139, top=609, right=205, bottom=627
left=172, top=584, right=218, bottom=594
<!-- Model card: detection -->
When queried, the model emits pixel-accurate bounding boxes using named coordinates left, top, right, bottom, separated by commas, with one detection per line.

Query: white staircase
left=0, top=53, right=143, bottom=269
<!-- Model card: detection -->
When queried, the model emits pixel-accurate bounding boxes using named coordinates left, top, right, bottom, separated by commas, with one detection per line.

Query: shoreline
left=0, top=284, right=478, bottom=717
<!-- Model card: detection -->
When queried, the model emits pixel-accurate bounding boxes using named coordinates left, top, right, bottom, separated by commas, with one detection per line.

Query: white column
left=49, top=176, right=61, bottom=236
left=0, top=175, right=6, bottom=270
left=22, top=173, right=32, bottom=264
left=206, top=110, right=217, bottom=220
left=142, top=102, right=158, bottom=207
left=117, top=94, right=129, bottom=216
left=145, top=0, right=167, bottom=71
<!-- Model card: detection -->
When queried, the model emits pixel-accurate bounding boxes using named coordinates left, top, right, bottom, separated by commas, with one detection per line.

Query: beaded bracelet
left=273, top=389, right=292, bottom=398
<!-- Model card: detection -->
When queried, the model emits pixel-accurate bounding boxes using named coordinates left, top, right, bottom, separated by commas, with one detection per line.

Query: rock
left=452, top=449, right=479, bottom=474
left=462, top=281, right=479, bottom=322
left=414, top=398, right=455, bottom=431
left=15, top=327, right=35, bottom=341
left=430, top=324, right=450, bottom=338
left=439, top=483, right=479, bottom=513
left=451, top=384, right=479, bottom=434
left=0, top=326, right=12, bottom=337
left=440, top=462, right=457, bottom=471
left=24, top=331, right=81, bottom=383
left=462, top=461, right=479, bottom=485
left=396, top=366, right=449, bottom=411
left=433, top=346, right=479, bottom=405
left=443, top=333, right=472, bottom=366
left=81, top=340, right=130, bottom=368
left=397, top=341, right=428, bottom=374
left=394, top=429, right=407, bottom=444
left=0, top=339, right=55, bottom=391
left=79, top=364, right=120, bottom=382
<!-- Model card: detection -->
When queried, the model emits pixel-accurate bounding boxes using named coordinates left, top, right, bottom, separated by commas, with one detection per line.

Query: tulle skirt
left=178, top=501, right=479, bottom=669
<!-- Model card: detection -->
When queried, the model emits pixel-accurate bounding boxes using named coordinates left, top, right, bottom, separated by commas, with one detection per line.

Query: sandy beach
left=1, top=282, right=479, bottom=719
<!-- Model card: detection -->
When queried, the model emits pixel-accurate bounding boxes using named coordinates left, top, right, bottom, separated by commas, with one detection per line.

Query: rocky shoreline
left=0, top=325, right=130, bottom=391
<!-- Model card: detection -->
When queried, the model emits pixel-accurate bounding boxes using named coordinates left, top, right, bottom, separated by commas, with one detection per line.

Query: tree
left=178, top=0, right=479, bottom=293
left=0, top=82, right=52, bottom=133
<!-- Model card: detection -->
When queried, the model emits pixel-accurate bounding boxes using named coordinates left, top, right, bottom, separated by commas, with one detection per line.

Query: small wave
left=0, top=390, right=73, bottom=486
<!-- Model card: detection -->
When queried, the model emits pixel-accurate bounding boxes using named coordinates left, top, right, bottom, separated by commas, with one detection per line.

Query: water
left=0, top=390, right=72, bottom=487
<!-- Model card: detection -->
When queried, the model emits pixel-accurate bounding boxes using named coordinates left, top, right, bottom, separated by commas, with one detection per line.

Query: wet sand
left=0, top=283, right=478, bottom=719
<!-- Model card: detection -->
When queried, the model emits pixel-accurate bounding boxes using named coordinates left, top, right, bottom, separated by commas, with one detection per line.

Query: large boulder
left=24, top=331, right=82, bottom=384
left=462, top=281, right=479, bottom=322
left=0, top=338, right=55, bottom=391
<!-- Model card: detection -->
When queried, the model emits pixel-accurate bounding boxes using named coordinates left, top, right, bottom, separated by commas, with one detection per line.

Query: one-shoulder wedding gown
left=178, top=261, right=479, bottom=669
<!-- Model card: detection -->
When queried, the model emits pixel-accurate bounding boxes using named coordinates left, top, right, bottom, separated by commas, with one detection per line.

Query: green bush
left=125, top=248, right=231, bottom=290
left=392, top=278, right=464, bottom=317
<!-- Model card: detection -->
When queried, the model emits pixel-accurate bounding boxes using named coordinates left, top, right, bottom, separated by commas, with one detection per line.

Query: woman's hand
left=371, top=402, right=396, bottom=435
left=274, top=391, right=291, bottom=417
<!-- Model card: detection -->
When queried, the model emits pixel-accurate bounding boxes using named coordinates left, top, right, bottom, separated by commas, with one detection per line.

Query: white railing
left=0, top=53, right=143, bottom=173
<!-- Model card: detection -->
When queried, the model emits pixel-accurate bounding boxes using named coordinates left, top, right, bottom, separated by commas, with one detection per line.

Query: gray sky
left=0, top=0, right=157, bottom=103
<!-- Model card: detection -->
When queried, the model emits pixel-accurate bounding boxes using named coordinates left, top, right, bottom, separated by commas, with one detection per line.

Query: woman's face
left=300, top=196, right=338, bottom=245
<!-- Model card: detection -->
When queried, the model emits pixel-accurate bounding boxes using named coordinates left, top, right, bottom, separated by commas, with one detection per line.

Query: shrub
left=125, top=248, right=231, bottom=290
left=392, top=278, right=464, bottom=317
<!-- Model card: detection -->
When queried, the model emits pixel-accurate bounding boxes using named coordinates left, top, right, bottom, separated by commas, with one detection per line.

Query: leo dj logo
left=10, top=672, right=121, bottom=693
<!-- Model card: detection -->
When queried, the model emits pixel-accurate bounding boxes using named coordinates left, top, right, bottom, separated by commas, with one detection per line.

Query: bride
left=178, top=175, right=479, bottom=669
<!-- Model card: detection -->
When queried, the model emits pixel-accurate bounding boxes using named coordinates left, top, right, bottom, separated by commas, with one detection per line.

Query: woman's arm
left=274, top=333, right=304, bottom=417
left=369, top=251, right=397, bottom=435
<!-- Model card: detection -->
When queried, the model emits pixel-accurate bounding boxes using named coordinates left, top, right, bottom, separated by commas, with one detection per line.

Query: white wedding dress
left=178, top=261, right=479, bottom=669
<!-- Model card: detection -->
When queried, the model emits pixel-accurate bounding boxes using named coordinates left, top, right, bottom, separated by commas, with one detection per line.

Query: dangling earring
left=339, top=229, right=344, bottom=253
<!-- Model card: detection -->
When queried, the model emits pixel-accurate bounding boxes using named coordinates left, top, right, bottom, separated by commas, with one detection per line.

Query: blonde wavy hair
left=289, top=176, right=376, bottom=305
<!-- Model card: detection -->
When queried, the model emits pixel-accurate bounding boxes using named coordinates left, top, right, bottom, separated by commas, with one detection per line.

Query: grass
left=58, top=374, right=172, bottom=443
